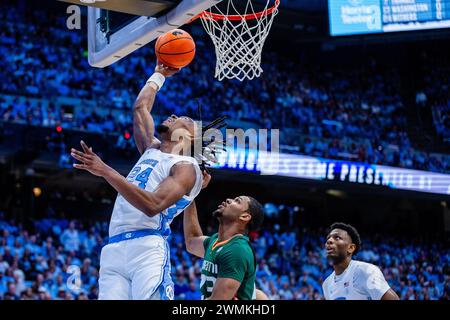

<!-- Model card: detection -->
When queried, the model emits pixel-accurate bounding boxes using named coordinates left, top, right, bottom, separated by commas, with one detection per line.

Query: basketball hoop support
left=87, top=0, right=223, bottom=68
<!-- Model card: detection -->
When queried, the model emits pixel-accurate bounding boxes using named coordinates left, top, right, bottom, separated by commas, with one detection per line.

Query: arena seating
left=0, top=5, right=448, bottom=173
left=0, top=206, right=448, bottom=300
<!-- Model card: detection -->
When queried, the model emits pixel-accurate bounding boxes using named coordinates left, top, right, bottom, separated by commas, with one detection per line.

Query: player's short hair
left=246, top=197, right=264, bottom=232
left=329, top=222, right=362, bottom=254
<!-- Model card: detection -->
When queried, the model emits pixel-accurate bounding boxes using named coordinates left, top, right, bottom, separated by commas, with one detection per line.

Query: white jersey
left=322, top=260, right=391, bottom=300
left=109, top=148, right=202, bottom=238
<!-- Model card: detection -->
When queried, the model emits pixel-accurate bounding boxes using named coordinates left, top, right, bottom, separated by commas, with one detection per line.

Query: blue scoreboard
left=329, top=0, right=450, bottom=36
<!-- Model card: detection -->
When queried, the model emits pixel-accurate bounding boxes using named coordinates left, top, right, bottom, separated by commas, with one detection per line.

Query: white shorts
left=98, top=235, right=174, bottom=300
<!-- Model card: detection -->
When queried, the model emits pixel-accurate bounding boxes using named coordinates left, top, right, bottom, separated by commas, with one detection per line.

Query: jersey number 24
left=127, top=166, right=153, bottom=189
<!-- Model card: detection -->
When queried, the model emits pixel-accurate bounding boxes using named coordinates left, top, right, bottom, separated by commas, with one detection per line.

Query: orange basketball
left=155, top=29, right=196, bottom=69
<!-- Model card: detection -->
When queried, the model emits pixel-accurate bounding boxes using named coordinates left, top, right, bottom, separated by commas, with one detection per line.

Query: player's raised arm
left=183, top=201, right=207, bottom=258
left=133, top=63, right=179, bottom=154
left=71, top=141, right=195, bottom=216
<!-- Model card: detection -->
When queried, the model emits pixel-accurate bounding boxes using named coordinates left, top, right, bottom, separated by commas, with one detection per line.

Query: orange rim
left=198, top=0, right=280, bottom=21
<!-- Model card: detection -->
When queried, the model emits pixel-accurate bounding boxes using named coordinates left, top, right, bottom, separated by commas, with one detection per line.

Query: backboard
left=61, top=0, right=222, bottom=67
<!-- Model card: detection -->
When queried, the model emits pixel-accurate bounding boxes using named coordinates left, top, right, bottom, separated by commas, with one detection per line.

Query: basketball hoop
left=198, top=0, right=280, bottom=81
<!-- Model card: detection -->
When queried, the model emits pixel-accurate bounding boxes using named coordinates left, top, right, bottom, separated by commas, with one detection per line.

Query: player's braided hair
left=192, top=100, right=227, bottom=172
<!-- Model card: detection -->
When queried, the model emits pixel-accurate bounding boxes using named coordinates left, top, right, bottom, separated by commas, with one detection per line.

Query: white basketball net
left=200, top=0, right=280, bottom=81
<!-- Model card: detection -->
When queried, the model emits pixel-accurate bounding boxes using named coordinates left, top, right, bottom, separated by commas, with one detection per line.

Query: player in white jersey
left=322, top=222, right=399, bottom=300
left=70, top=62, right=213, bottom=300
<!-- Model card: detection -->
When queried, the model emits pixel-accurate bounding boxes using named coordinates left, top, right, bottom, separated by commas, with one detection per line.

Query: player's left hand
left=71, top=141, right=109, bottom=177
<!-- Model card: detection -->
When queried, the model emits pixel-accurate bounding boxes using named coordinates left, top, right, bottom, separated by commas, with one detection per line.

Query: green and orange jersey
left=200, top=233, right=256, bottom=300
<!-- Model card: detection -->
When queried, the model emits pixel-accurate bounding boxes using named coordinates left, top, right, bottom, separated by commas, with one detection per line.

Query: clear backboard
left=60, top=0, right=222, bottom=67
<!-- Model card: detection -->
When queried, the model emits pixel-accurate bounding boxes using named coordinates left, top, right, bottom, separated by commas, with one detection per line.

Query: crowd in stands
left=423, top=54, right=450, bottom=144
left=0, top=2, right=449, bottom=173
left=433, top=104, right=450, bottom=143
left=0, top=203, right=448, bottom=300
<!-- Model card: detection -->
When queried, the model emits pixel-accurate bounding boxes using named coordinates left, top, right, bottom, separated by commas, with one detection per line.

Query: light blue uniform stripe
left=159, top=240, right=174, bottom=300
left=160, top=198, right=191, bottom=238
left=147, top=236, right=169, bottom=299
left=108, top=228, right=163, bottom=244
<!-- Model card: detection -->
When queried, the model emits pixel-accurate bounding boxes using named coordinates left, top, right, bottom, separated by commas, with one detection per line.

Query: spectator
left=0, top=211, right=448, bottom=300
left=60, top=221, right=80, bottom=252
left=184, top=281, right=202, bottom=300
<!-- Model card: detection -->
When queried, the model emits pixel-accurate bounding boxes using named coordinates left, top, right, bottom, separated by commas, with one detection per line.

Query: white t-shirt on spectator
left=0, top=260, right=9, bottom=274
left=258, top=279, right=270, bottom=294
left=13, top=269, right=26, bottom=294
left=60, top=229, right=80, bottom=251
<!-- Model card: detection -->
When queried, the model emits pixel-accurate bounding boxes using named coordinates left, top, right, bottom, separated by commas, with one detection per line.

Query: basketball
left=155, top=29, right=196, bottom=69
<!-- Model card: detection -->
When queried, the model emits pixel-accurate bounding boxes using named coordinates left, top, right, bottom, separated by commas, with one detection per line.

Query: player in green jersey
left=183, top=193, right=266, bottom=300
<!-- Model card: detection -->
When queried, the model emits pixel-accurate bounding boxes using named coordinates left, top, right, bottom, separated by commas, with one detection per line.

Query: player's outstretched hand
left=155, top=62, right=180, bottom=78
left=71, top=141, right=109, bottom=177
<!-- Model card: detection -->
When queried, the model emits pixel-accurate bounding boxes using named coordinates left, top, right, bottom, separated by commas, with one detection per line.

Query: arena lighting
left=56, top=126, right=63, bottom=133
left=213, top=148, right=450, bottom=195
left=326, top=189, right=346, bottom=198
left=33, top=187, right=42, bottom=197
